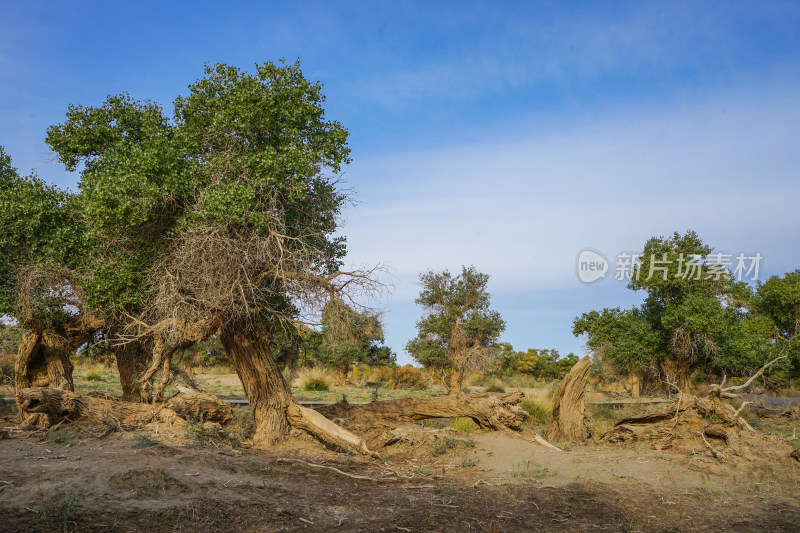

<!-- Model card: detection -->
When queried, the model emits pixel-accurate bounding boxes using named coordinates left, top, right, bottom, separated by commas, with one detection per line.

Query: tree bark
left=115, top=341, right=148, bottom=402
left=631, top=374, right=641, bottom=398
left=662, top=357, right=692, bottom=393
left=446, top=368, right=464, bottom=395
left=14, top=313, right=100, bottom=426
left=546, top=356, right=593, bottom=443
left=335, top=362, right=351, bottom=387
left=220, top=327, right=293, bottom=445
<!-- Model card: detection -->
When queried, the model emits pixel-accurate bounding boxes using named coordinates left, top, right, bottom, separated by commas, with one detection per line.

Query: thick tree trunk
left=631, top=374, right=641, bottom=398
left=317, top=390, right=529, bottom=430
left=220, top=326, right=378, bottom=456
left=662, top=357, right=692, bottom=393
left=446, top=368, right=464, bottom=395
left=220, top=327, right=293, bottom=445
left=546, top=356, right=593, bottom=443
left=15, top=330, right=74, bottom=426
left=115, top=341, right=147, bottom=402
left=335, top=362, right=351, bottom=387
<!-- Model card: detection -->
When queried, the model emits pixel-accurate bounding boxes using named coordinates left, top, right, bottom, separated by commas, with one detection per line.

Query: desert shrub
left=132, top=432, right=158, bottom=449
left=36, top=490, right=81, bottom=530
left=484, top=378, right=505, bottom=393
left=520, top=397, right=551, bottom=429
left=368, top=364, right=427, bottom=390
left=294, top=367, right=332, bottom=391
left=453, top=417, right=478, bottom=432
left=84, top=366, right=103, bottom=382
left=184, top=418, right=218, bottom=448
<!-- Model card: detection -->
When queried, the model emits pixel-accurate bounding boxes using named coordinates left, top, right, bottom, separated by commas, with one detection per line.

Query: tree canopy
left=574, top=230, right=785, bottom=392
left=406, top=266, right=505, bottom=394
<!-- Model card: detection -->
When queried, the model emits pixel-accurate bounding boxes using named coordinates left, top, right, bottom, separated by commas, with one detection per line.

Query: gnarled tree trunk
left=115, top=340, right=148, bottom=402
left=220, top=326, right=293, bottom=444
left=15, top=313, right=101, bottom=426
left=546, top=356, right=593, bottom=443
left=220, top=325, right=377, bottom=456
left=446, top=368, right=464, bottom=395
left=317, top=390, right=528, bottom=430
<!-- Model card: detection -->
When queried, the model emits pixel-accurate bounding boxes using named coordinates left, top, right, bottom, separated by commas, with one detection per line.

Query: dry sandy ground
left=1, top=422, right=799, bottom=533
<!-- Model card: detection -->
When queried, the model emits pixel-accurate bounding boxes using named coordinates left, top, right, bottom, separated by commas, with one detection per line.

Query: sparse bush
left=459, top=452, right=477, bottom=467
left=132, top=432, right=158, bottom=449
left=521, top=398, right=551, bottom=430
left=36, top=490, right=81, bottom=530
left=484, top=378, right=505, bottom=393
left=368, top=364, right=427, bottom=390
left=294, top=367, right=333, bottom=391
left=453, top=417, right=478, bottom=432
left=184, top=418, right=217, bottom=448
left=84, top=366, right=103, bottom=382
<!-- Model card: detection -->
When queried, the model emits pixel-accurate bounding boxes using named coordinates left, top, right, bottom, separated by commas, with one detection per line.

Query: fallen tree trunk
left=316, top=391, right=528, bottom=430
left=15, top=388, right=232, bottom=429
left=546, top=356, right=592, bottom=443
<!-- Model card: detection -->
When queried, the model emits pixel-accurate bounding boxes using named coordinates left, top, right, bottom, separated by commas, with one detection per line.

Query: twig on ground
left=276, top=458, right=398, bottom=481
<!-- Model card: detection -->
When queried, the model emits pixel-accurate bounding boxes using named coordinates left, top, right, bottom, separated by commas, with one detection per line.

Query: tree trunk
left=317, top=391, right=529, bottom=430
left=219, top=326, right=379, bottom=456
left=546, top=356, right=593, bottom=443
left=662, top=357, right=692, bottom=393
left=115, top=341, right=147, bottom=402
left=446, top=368, right=464, bottom=395
left=15, top=329, right=75, bottom=426
left=335, top=362, right=351, bottom=387
left=220, top=327, right=293, bottom=445
left=631, top=374, right=641, bottom=398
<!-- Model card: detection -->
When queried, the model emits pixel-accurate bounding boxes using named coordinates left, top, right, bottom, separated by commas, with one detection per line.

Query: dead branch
left=274, top=458, right=398, bottom=481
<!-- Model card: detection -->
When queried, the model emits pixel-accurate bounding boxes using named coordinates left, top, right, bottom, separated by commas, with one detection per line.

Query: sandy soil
left=1, top=419, right=799, bottom=532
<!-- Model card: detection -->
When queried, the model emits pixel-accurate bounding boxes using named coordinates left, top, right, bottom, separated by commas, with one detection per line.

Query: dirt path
left=1, top=428, right=798, bottom=532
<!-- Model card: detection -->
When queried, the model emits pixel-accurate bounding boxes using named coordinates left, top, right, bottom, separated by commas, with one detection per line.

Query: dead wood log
left=315, top=391, right=528, bottom=431
left=14, top=388, right=231, bottom=430
left=546, top=356, right=593, bottom=443
left=163, top=392, right=233, bottom=424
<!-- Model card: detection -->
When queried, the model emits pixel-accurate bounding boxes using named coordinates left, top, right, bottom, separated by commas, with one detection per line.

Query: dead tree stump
left=546, top=356, right=593, bottom=443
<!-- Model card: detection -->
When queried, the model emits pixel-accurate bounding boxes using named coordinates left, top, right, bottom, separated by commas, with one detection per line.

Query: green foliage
left=184, top=418, right=217, bottom=448
left=574, top=230, right=783, bottom=383
left=311, top=300, right=395, bottom=372
left=0, top=147, right=86, bottom=321
left=498, top=344, right=580, bottom=379
left=132, top=432, right=159, bottom=449
left=406, top=266, right=505, bottom=375
left=38, top=59, right=352, bottom=325
left=84, top=367, right=103, bottom=382
left=753, top=270, right=800, bottom=374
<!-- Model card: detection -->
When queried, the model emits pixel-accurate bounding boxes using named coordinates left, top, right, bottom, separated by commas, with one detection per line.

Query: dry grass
left=293, top=367, right=333, bottom=392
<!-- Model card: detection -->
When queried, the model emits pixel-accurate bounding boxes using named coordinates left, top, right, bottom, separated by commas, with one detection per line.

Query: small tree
left=313, top=300, right=395, bottom=385
left=406, top=266, right=505, bottom=394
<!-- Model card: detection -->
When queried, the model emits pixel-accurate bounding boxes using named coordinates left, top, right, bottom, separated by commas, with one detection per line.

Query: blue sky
left=2, top=1, right=799, bottom=364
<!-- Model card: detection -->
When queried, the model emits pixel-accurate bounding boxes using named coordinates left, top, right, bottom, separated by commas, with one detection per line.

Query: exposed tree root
left=600, top=355, right=793, bottom=466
